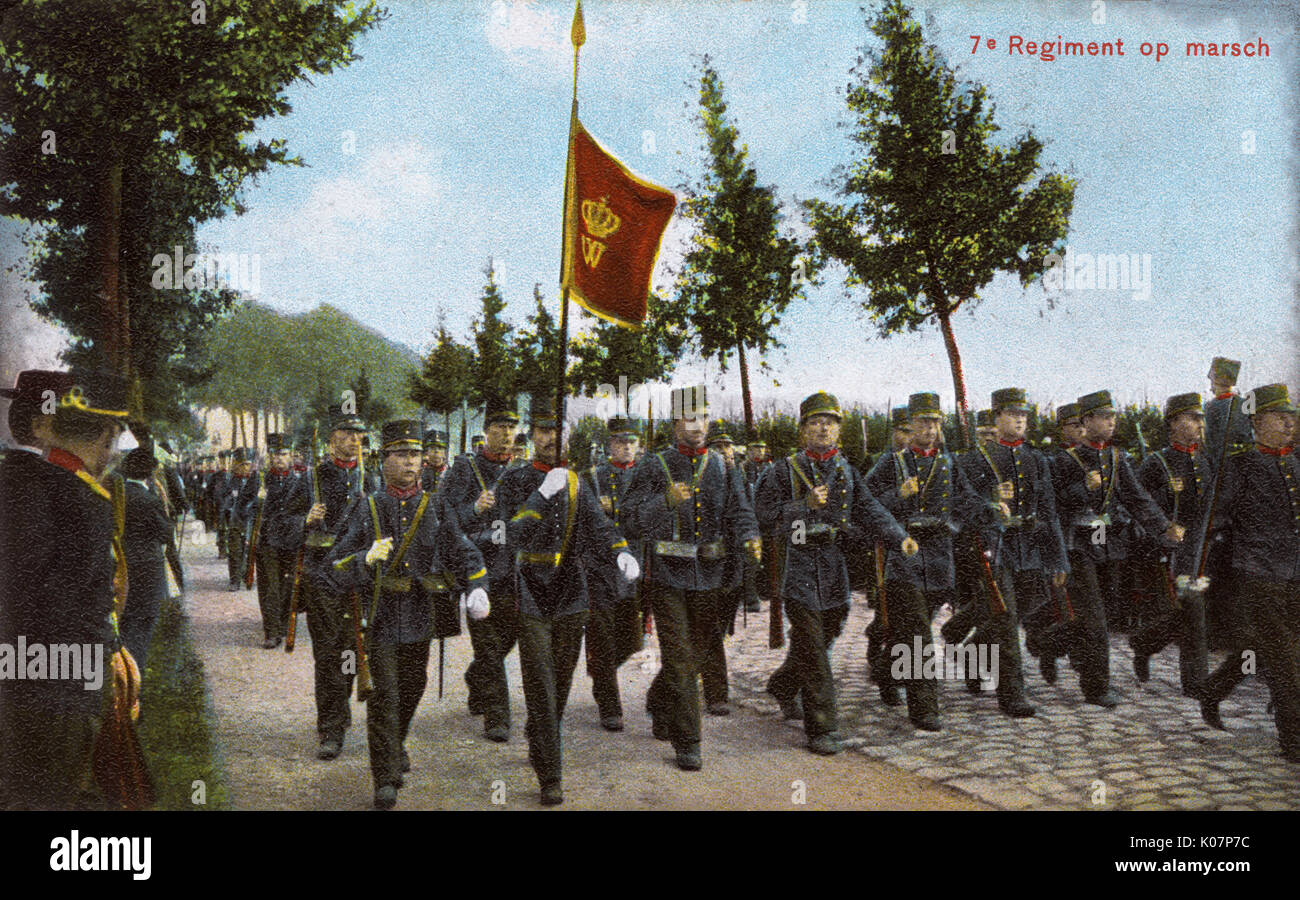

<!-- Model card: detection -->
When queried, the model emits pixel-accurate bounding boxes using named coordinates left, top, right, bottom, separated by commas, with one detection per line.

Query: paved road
left=181, top=531, right=983, bottom=810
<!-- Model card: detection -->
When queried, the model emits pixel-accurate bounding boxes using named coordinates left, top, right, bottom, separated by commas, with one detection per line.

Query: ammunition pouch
left=804, top=523, right=839, bottom=546
left=905, top=515, right=956, bottom=540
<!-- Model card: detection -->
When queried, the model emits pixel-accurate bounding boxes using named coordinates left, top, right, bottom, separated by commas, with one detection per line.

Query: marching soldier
left=1056, top=402, right=1084, bottom=450
left=865, top=405, right=914, bottom=687
left=974, top=409, right=997, bottom=445
left=745, top=440, right=774, bottom=611
left=511, top=432, right=530, bottom=466
left=222, top=448, right=255, bottom=591
left=281, top=405, right=377, bottom=759
left=0, top=370, right=130, bottom=809
left=501, top=398, right=638, bottom=804
left=206, top=450, right=231, bottom=557
left=702, top=419, right=740, bottom=714
left=582, top=417, right=646, bottom=732
left=1204, top=357, right=1254, bottom=470
left=758, top=392, right=913, bottom=754
left=420, top=428, right=449, bottom=493
left=624, top=385, right=761, bottom=771
left=957, top=388, right=1069, bottom=718
left=119, top=443, right=173, bottom=667
left=1130, top=394, right=1212, bottom=695
left=325, top=420, right=489, bottom=808
left=440, top=403, right=520, bottom=741
left=1048, top=390, right=1183, bottom=707
left=865, top=392, right=991, bottom=732
left=241, top=433, right=298, bottom=648
left=1199, top=383, right=1300, bottom=759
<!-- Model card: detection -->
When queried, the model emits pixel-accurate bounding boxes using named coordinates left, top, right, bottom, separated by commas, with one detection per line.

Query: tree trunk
left=461, top=399, right=469, bottom=454
left=95, top=156, right=125, bottom=374
left=736, top=341, right=754, bottom=440
left=937, top=307, right=971, bottom=450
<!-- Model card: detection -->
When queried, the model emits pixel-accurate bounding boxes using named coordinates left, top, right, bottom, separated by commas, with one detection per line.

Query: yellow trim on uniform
left=75, top=469, right=112, bottom=501
left=467, top=567, right=487, bottom=581
left=59, top=385, right=128, bottom=418
left=382, top=439, right=423, bottom=451
left=333, top=553, right=357, bottom=570
left=512, top=508, right=542, bottom=522
left=611, top=539, right=628, bottom=550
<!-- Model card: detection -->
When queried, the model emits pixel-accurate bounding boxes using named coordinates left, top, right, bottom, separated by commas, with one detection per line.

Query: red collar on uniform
left=292, top=464, right=307, bottom=473
left=271, top=465, right=291, bottom=475
left=479, top=449, right=511, bottom=464
left=1216, top=392, right=1234, bottom=400
left=332, top=457, right=357, bottom=470
left=47, top=447, right=86, bottom=474
left=1259, top=445, right=1294, bottom=457
left=804, top=447, right=839, bottom=462
left=386, top=483, right=421, bottom=499
left=1087, top=440, right=1109, bottom=450
left=910, top=445, right=938, bottom=458
left=611, top=459, right=636, bottom=470
left=676, top=443, right=708, bottom=457
left=532, top=459, right=569, bottom=473
left=998, top=439, right=1024, bottom=448
left=1171, top=442, right=1199, bottom=455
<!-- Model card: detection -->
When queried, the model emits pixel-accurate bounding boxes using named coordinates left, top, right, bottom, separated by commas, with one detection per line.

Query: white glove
left=364, top=537, right=394, bottom=566
left=616, top=551, right=641, bottom=581
left=538, top=467, right=569, bottom=500
left=466, top=588, right=490, bottom=620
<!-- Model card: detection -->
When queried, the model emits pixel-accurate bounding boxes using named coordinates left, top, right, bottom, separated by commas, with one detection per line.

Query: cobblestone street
left=726, top=594, right=1297, bottom=811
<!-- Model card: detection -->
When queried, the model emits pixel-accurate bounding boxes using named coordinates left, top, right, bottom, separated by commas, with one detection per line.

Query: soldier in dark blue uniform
left=973, top=408, right=997, bottom=446
left=865, top=406, right=914, bottom=691
left=1130, top=393, right=1212, bottom=695
left=205, top=450, right=231, bottom=558
left=704, top=419, right=742, bottom=714
left=325, top=419, right=489, bottom=808
left=420, top=428, right=449, bottom=494
left=281, top=405, right=377, bottom=759
left=439, top=404, right=520, bottom=741
left=1204, top=357, right=1254, bottom=471
left=240, top=433, right=299, bottom=648
left=500, top=398, right=637, bottom=804
left=1049, top=390, right=1183, bottom=707
left=222, top=448, right=255, bottom=591
left=958, top=388, right=1069, bottom=718
left=582, top=416, right=645, bottom=732
left=624, top=385, right=761, bottom=771
left=865, top=392, right=991, bottom=731
left=0, top=370, right=130, bottom=809
left=758, top=392, right=913, bottom=754
left=1199, top=384, right=1300, bottom=760
left=119, top=444, right=173, bottom=667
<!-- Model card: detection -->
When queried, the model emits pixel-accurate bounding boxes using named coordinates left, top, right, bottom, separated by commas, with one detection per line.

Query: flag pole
left=557, top=1, right=585, bottom=466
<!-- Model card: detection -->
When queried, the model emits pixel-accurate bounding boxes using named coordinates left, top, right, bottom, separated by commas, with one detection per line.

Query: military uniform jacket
left=959, top=440, right=1068, bottom=575
left=205, top=470, right=230, bottom=518
left=0, top=453, right=115, bottom=715
left=1053, top=442, right=1170, bottom=563
left=755, top=448, right=907, bottom=610
left=420, top=464, right=447, bottom=495
left=325, top=488, right=486, bottom=644
left=583, top=460, right=642, bottom=605
left=440, top=450, right=513, bottom=593
left=281, top=459, right=378, bottom=574
left=1205, top=394, right=1255, bottom=473
left=1203, top=448, right=1300, bottom=583
left=1137, top=445, right=1212, bottom=575
left=623, top=446, right=760, bottom=592
left=123, top=479, right=171, bottom=611
left=505, top=464, right=628, bottom=618
left=866, top=447, right=990, bottom=592
left=220, top=473, right=251, bottom=523
left=238, top=468, right=301, bottom=551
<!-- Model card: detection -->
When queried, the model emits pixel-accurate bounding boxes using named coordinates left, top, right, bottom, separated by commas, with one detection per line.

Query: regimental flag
left=560, top=118, right=676, bottom=328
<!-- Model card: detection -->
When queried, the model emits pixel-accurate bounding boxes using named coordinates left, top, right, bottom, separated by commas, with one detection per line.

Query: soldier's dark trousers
left=880, top=580, right=940, bottom=723
left=766, top=601, right=848, bottom=738
left=466, top=594, right=519, bottom=731
left=647, top=586, right=720, bottom=748
left=1062, top=552, right=1111, bottom=700
left=226, top=523, right=246, bottom=583
left=1240, top=577, right=1300, bottom=756
left=304, top=574, right=355, bottom=743
left=1203, top=576, right=1258, bottom=704
left=519, top=611, right=587, bottom=787
left=984, top=568, right=1037, bottom=704
left=0, top=690, right=101, bottom=810
left=215, top=515, right=228, bottom=557
left=366, top=639, right=431, bottom=789
left=585, top=589, right=642, bottom=718
left=1130, top=561, right=1208, bottom=694
left=702, top=599, right=729, bottom=707
left=258, top=546, right=295, bottom=640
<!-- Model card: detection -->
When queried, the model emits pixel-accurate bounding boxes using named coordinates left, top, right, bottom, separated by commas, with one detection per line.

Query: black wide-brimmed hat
left=382, top=419, right=423, bottom=451
left=2, top=369, right=74, bottom=445
left=58, top=369, right=130, bottom=419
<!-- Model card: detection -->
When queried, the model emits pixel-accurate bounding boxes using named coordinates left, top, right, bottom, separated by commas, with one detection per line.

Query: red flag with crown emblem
left=560, top=118, right=676, bottom=328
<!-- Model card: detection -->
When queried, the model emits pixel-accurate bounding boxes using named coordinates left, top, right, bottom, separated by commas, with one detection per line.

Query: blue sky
left=3, top=0, right=1296, bottom=420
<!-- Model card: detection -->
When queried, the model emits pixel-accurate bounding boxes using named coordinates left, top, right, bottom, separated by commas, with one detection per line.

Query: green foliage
left=468, top=260, right=517, bottom=415
left=568, top=291, right=687, bottom=400
left=513, top=283, right=566, bottom=400
left=409, top=310, right=474, bottom=428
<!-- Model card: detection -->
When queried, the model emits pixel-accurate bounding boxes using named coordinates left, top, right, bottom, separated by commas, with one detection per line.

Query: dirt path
left=183, top=533, right=984, bottom=811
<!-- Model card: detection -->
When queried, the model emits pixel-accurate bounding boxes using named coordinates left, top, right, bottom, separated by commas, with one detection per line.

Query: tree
left=512, top=284, right=566, bottom=400
left=674, top=60, right=814, bottom=439
left=0, top=0, right=386, bottom=407
left=806, top=0, right=1075, bottom=447
left=468, top=259, right=517, bottom=417
left=409, top=310, right=474, bottom=447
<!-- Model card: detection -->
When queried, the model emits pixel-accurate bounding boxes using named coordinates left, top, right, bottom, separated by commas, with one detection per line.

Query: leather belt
left=654, top=540, right=726, bottom=560
left=518, top=550, right=563, bottom=567
left=305, top=531, right=335, bottom=548
left=379, top=575, right=413, bottom=593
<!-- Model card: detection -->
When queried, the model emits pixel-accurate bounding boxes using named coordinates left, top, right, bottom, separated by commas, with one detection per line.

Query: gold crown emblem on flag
left=581, top=196, right=621, bottom=239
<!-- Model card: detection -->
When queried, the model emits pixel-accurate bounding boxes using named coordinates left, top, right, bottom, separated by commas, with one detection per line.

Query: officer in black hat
left=1, top=369, right=73, bottom=458
left=623, top=385, right=761, bottom=771
left=1130, top=393, right=1212, bottom=694
left=420, top=428, right=449, bottom=494
left=326, top=419, right=489, bottom=808
left=1199, top=383, right=1300, bottom=761
left=281, top=403, right=378, bottom=759
left=240, top=433, right=299, bottom=647
left=956, top=388, right=1069, bottom=718
left=758, top=391, right=913, bottom=754
left=1048, top=389, right=1182, bottom=707
left=0, top=369, right=131, bottom=808
left=864, top=391, right=992, bottom=731
left=440, top=402, right=520, bottom=740
left=582, top=416, right=646, bottom=731
left=496, top=397, right=636, bottom=804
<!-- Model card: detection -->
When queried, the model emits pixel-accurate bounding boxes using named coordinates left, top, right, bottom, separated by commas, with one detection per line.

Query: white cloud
left=485, top=0, right=570, bottom=73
